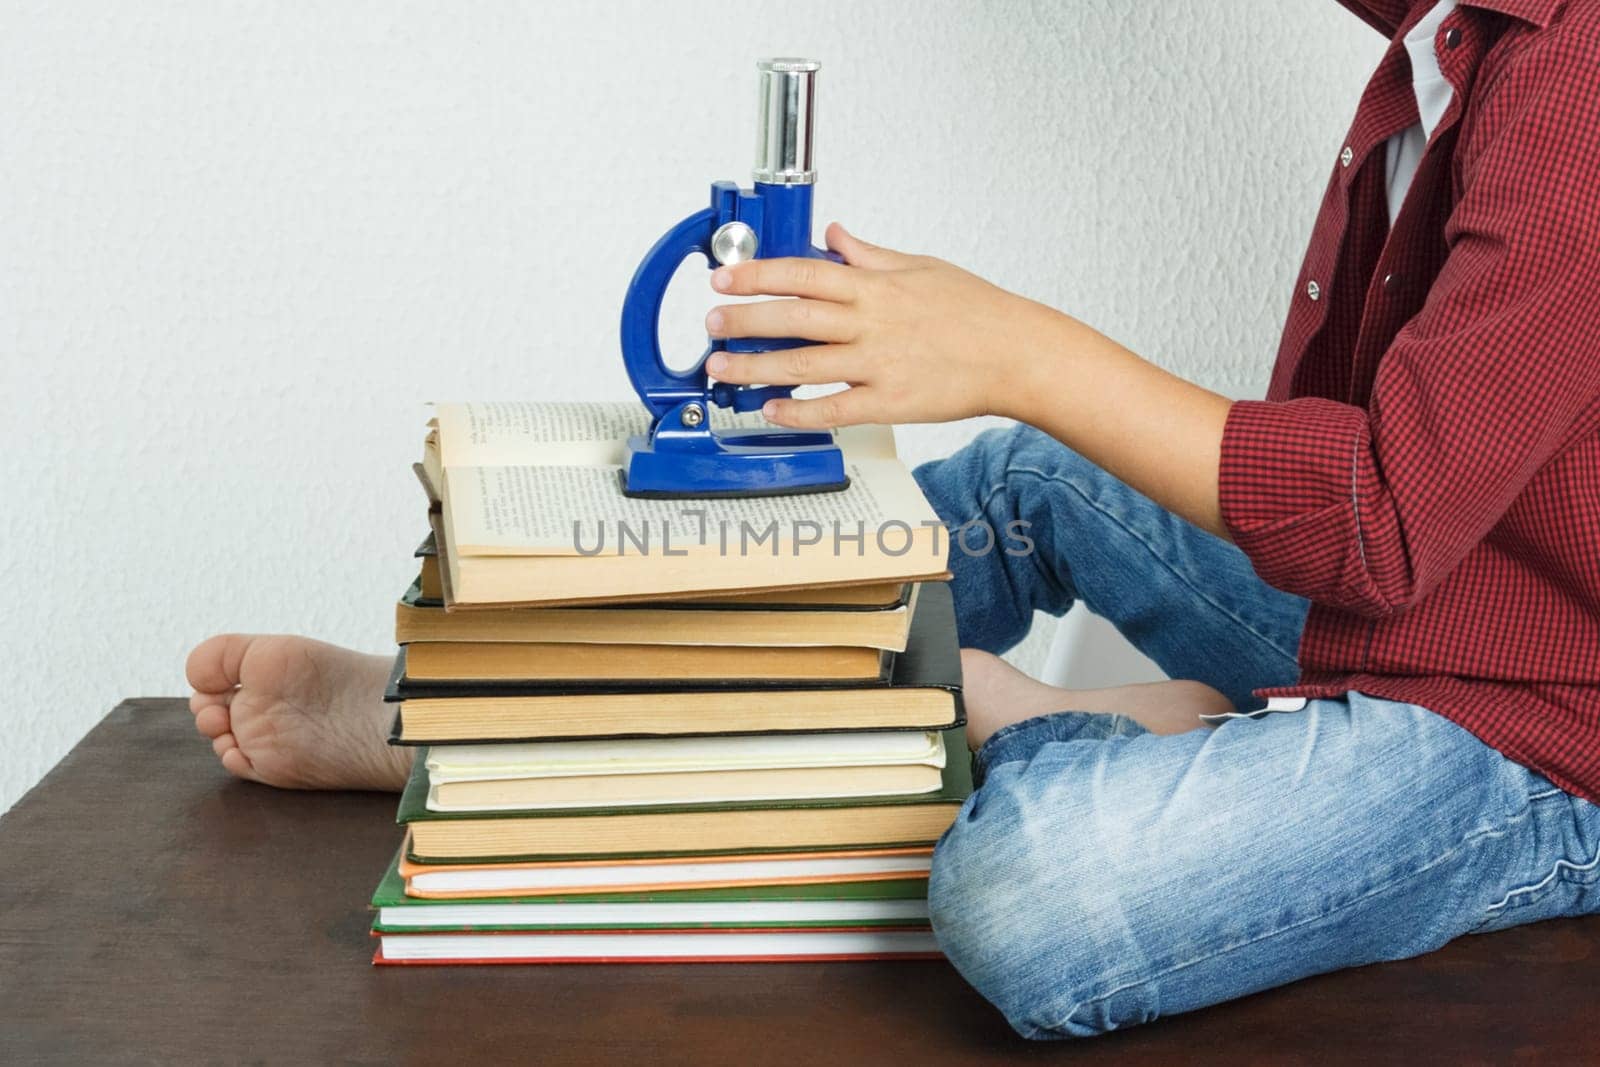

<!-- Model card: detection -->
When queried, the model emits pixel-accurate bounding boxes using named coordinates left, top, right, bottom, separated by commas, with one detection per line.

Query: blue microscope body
left=618, top=61, right=849, bottom=499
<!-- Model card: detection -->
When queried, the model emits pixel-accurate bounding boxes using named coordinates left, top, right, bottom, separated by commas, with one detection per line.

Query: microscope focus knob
left=710, top=221, right=759, bottom=265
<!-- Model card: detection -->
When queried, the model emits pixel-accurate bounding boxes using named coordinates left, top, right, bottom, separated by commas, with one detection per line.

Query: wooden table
left=3, top=699, right=1599, bottom=1064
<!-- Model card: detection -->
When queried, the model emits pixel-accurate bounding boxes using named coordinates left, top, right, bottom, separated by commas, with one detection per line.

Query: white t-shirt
left=1385, top=0, right=1458, bottom=224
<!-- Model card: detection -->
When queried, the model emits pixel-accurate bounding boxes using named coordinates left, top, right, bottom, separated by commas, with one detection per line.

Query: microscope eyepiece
left=752, top=58, right=819, bottom=185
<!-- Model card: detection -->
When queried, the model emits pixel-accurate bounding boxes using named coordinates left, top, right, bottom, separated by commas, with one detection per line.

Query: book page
left=446, top=457, right=940, bottom=557
left=834, top=424, right=898, bottom=460
left=433, top=401, right=897, bottom=469
left=436, top=402, right=648, bottom=468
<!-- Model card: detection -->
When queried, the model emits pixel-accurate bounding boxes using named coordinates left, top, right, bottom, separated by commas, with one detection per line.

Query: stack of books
left=370, top=402, right=969, bottom=965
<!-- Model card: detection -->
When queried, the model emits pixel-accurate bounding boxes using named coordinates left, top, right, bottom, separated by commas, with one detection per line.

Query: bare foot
left=186, top=635, right=411, bottom=791
left=959, top=648, right=1232, bottom=748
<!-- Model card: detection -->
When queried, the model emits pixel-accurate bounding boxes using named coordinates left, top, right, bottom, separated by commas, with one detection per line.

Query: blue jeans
left=914, top=425, right=1600, bottom=1039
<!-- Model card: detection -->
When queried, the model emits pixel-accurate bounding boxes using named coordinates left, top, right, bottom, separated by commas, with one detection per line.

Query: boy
left=187, top=0, right=1600, bottom=1038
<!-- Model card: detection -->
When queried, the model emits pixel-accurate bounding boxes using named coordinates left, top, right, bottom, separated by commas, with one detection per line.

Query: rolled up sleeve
left=1219, top=40, right=1600, bottom=617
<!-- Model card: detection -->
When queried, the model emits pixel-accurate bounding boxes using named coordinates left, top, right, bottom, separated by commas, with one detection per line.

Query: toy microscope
left=618, top=58, right=849, bottom=499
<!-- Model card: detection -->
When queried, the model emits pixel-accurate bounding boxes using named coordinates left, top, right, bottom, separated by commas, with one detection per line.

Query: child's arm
left=703, top=223, right=1234, bottom=539
left=712, top=34, right=1600, bottom=622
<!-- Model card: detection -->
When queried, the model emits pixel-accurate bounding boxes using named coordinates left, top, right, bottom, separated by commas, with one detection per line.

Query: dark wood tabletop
left=3, top=699, right=1598, bottom=1065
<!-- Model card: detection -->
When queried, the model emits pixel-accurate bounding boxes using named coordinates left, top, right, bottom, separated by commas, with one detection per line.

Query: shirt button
left=1306, top=280, right=1322, bottom=301
left=1443, top=26, right=1461, bottom=49
left=1382, top=272, right=1397, bottom=289
left=1340, top=145, right=1354, bottom=168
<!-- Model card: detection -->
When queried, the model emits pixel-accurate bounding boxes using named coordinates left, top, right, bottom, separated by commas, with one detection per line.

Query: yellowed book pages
left=421, top=402, right=946, bottom=607
left=428, top=494, right=945, bottom=611
left=444, top=453, right=930, bottom=558
left=707, top=583, right=910, bottom=607
left=427, top=762, right=944, bottom=812
left=394, top=584, right=919, bottom=650
left=448, top=548, right=947, bottom=608
left=403, top=641, right=885, bottom=683
left=395, top=687, right=957, bottom=742
left=418, top=559, right=444, bottom=601
left=397, top=838, right=934, bottom=898
left=408, top=803, right=963, bottom=859
left=421, top=404, right=809, bottom=508
left=425, top=730, right=945, bottom=781
left=433, top=401, right=897, bottom=470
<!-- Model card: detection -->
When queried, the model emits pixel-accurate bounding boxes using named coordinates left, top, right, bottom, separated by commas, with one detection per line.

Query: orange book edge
left=397, top=831, right=933, bottom=899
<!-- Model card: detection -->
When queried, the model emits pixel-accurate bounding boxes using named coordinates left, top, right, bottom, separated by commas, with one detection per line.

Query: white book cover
left=377, top=929, right=941, bottom=961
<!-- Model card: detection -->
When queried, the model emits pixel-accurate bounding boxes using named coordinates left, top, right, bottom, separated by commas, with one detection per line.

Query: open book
left=422, top=402, right=950, bottom=607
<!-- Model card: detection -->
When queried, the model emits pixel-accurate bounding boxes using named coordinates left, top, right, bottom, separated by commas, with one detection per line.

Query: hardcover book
left=397, top=835, right=933, bottom=898
left=422, top=730, right=948, bottom=813
left=370, top=851, right=931, bottom=931
left=372, top=927, right=942, bottom=965
left=399, top=726, right=974, bottom=863
left=418, top=402, right=951, bottom=607
left=395, top=641, right=893, bottom=687
left=387, top=582, right=963, bottom=744
left=395, top=575, right=920, bottom=650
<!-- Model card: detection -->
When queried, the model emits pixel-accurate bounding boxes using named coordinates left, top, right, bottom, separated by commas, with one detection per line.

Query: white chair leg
left=1040, top=603, right=1166, bottom=688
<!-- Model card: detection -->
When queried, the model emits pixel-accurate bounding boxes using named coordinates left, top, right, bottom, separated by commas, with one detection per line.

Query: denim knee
left=918, top=422, right=1094, bottom=519
left=912, top=423, right=1102, bottom=652
left=969, top=422, right=1093, bottom=497
left=928, top=760, right=1150, bottom=1039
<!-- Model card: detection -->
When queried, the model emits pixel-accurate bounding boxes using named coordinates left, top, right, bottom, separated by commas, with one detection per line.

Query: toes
left=189, top=688, right=233, bottom=715
left=218, top=741, right=260, bottom=783
left=185, top=633, right=255, bottom=694
left=193, top=704, right=231, bottom=739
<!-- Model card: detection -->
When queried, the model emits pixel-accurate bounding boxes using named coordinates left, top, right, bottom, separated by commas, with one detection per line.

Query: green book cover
left=369, top=848, right=932, bottom=932
left=397, top=726, right=973, bottom=863
left=397, top=725, right=972, bottom=826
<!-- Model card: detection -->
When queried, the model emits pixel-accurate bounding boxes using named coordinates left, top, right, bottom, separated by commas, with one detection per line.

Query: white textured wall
left=0, top=1, right=1383, bottom=812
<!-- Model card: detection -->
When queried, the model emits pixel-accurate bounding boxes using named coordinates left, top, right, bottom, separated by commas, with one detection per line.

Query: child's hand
left=703, top=223, right=1058, bottom=428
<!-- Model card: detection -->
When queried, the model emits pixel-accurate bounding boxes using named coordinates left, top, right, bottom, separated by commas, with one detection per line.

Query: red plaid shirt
left=1218, top=0, right=1600, bottom=801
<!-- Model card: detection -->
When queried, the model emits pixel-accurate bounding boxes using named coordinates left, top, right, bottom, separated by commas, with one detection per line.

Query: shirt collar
left=1456, top=0, right=1562, bottom=27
